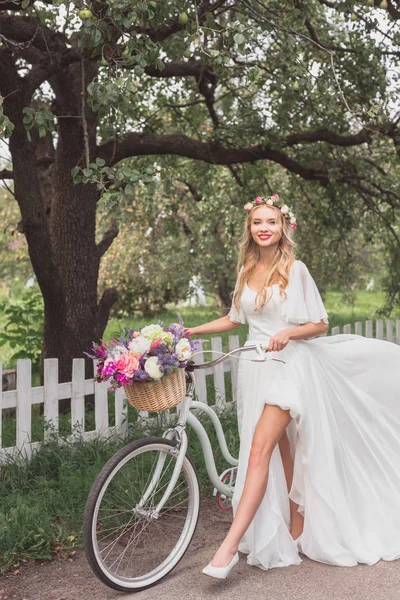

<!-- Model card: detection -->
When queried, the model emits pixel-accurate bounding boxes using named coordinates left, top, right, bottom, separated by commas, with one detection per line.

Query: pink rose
left=291, top=222, right=297, bottom=230
left=244, top=202, right=253, bottom=211
left=254, top=196, right=262, bottom=204
left=271, top=193, right=279, bottom=200
left=116, top=351, right=140, bottom=378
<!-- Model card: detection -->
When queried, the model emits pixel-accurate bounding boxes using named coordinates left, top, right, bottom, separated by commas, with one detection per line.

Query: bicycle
left=82, top=342, right=285, bottom=592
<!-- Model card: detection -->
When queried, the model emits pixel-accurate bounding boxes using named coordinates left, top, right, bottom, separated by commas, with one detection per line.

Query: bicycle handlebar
left=185, top=343, right=286, bottom=371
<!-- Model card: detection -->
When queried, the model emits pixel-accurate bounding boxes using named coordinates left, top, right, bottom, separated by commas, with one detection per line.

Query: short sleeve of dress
left=228, top=267, right=247, bottom=325
left=280, top=260, right=329, bottom=325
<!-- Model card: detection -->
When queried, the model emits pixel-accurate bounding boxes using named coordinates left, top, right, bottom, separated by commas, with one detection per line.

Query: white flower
left=266, top=199, right=274, bottom=205
left=128, top=335, right=151, bottom=355
left=140, top=324, right=164, bottom=342
left=280, top=205, right=289, bottom=214
left=288, top=212, right=293, bottom=218
left=110, top=344, right=127, bottom=362
left=290, top=217, right=296, bottom=224
left=144, top=356, right=163, bottom=380
left=175, top=338, right=192, bottom=361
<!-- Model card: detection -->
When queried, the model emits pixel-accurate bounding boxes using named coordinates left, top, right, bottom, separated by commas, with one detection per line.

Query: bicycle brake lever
left=252, top=343, right=268, bottom=361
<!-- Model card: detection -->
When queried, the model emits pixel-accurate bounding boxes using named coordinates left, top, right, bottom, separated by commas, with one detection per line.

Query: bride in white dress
left=187, top=194, right=400, bottom=579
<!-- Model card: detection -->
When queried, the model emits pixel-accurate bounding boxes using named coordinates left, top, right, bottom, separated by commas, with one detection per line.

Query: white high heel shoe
left=201, top=552, right=239, bottom=579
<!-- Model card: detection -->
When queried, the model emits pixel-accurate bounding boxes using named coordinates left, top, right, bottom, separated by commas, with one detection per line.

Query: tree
left=1, top=0, right=400, bottom=382
left=97, top=192, right=195, bottom=316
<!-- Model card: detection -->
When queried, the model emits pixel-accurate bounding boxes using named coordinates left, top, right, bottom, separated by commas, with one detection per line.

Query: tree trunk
left=4, top=57, right=118, bottom=411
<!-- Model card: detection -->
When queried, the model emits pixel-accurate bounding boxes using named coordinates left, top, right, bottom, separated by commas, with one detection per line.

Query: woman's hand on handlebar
left=264, top=330, right=290, bottom=352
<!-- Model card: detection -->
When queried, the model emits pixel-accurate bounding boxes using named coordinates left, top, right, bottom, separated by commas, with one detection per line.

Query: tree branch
left=95, top=288, right=119, bottom=340
left=24, top=49, right=81, bottom=97
left=0, top=169, right=14, bottom=179
left=97, top=224, right=119, bottom=258
left=304, top=18, right=357, bottom=54
left=98, top=128, right=373, bottom=184
left=285, top=128, right=371, bottom=146
left=0, top=14, right=67, bottom=54
left=145, top=60, right=218, bottom=84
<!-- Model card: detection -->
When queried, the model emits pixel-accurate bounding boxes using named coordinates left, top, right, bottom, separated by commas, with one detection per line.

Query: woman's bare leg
left=209, top=404, right=292, bottom=567
left=278, top=430, right=304, bottom=539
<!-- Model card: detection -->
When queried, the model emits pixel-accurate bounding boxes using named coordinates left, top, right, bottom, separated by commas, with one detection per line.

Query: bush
left=0, top=288, right=43, bottom=372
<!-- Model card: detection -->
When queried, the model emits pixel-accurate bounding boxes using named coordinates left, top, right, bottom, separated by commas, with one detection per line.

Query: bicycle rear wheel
left=83, top=437, right=201, bottom=592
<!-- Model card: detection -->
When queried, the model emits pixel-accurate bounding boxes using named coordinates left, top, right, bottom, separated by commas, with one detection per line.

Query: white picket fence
left=1, top=320, right=400, bottom=465
left=0, top=335, right=241, bottom=465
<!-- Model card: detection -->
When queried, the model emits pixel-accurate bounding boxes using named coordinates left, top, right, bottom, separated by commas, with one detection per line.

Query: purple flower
left=117, top=373, right=131, bottom=386
left=102, top=361, right=117, bottom=377
left=132, top=368, right=150, bottom=381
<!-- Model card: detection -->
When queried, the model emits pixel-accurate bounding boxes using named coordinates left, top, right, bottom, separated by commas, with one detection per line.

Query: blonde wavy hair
left=232, top=204, right=297, bottom=314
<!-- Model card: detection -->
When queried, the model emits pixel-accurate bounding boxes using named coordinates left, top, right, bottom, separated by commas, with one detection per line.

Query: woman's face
left=250, top=205, right=283, bottom=248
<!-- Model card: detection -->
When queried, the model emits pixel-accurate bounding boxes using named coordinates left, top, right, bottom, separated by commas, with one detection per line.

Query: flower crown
left=244, top=194, right=297, bottom=229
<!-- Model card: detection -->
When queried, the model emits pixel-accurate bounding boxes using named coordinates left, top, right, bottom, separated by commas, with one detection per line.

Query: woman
left=185, top=194, right=400, bottom=579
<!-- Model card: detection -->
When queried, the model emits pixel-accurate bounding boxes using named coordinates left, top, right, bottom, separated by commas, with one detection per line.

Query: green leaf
left=134, top=65, right=145, bottom=77
left=93, top=29, right=103, bottom=45
left=96, top=157, right=106, bottom=167
left=71, top=166, right=80, bottom=177
left=234, top=33, right=245, bottom=46
left=124, top=184, right=133, bottom=195
left=101, top=167, right=114, bottom=178
left=21, top=0, right=30, bottom=8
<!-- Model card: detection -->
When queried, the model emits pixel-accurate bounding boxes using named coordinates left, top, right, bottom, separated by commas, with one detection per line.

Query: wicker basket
left=124, top=368, right=187, bottom=412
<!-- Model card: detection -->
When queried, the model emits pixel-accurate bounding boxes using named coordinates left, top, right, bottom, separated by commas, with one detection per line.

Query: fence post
left=331, top=326, right=340, bottom=336
left=228, top=335, right=240, bottom=403
left=211, top=336, right=225, bottom=408
left=396, top=320, right=400, bottom=344
left=365, top=320, right=373, bottom=338
left=94, top=379, right=109, bottom=436
left=44, top=358, right=59, bottom=440
left=355, top=322, right=363, bottom=336
left=376, top=319, right=384, bottom=340
left=16, top=359, right=32, bottom=456
left=192, top=341, right=207, bottom=404
left=343, top=324, right=351, bottom=334
left=115, top=387, right=128, bottom=438
left=386, top=320, right=394, bottom=343
left=71, top=358, right=85, bottom=435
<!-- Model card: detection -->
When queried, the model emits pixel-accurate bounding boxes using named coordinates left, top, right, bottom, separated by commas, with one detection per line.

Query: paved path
left=1, top=497, right=399, bottom=600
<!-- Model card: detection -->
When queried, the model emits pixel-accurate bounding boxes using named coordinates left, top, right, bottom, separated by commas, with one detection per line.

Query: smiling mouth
left=258, top=235, right=271, bottom=239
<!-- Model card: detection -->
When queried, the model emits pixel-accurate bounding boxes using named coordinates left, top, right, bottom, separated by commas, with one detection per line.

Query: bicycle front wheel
left=83, top=437, right=201, bottom=592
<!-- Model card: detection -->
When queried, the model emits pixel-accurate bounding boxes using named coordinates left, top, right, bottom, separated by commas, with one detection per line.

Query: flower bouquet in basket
left=87, top=315, right=206, bottom=412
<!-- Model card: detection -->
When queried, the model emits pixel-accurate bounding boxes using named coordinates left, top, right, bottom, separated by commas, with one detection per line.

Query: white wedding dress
left=228, top=260, right=400, bottom=569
